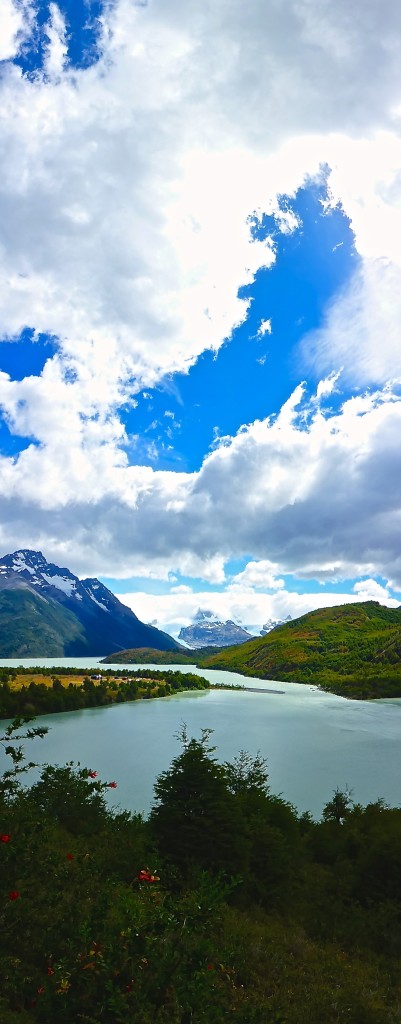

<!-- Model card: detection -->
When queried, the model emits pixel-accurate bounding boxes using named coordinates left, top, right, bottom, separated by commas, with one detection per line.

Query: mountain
left=202, top=601, right=401, bottom=698
left=0, top=550, right=180, bottom=657
left=178, top=608, right=254, bottom=648
left=260, top=616, right=291, bottom=635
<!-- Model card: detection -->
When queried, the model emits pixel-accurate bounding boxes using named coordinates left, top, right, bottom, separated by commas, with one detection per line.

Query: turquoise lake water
left=0, top=657, right=400, bottom=819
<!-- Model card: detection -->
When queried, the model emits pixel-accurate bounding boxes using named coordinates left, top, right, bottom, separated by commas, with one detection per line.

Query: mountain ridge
left=178, top=608, right=254, bottom=648
left=0, top=549, right=180, bottom=657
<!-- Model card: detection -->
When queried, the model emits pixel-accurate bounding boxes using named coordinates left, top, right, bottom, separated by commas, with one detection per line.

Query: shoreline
left=1, top=656, right=400, bottom=702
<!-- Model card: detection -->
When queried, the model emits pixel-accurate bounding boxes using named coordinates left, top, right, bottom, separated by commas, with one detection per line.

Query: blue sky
left=14, top=0, right=103, bottom=74
left=1, top=0, right=401, bottom=637
left=124, top=181, right=356, bottom=475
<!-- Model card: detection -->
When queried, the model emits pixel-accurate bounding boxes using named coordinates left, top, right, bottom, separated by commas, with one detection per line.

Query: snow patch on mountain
left=42, top=574, right=75, bottom=596
left=12, top=554, right=36, bottom=574
left=88, top=591, right=110, bottom=612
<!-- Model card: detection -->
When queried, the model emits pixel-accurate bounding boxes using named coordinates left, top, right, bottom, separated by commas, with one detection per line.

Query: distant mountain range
left=0, top=550, right=180, bottom=657
left=178, top=609, right=254, bottom=648
left=178, top=609, right=291, bottom=648
left=260, top=616, right=291, bottom=635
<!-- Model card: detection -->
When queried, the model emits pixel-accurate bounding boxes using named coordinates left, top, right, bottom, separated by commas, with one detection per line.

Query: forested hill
left=101, top=646, right=222, bottom=664
left=201, top=601, right=401, bottom=698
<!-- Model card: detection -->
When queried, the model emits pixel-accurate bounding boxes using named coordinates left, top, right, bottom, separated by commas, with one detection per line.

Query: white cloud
left=230, top=560, right=284, bottom=590
left=2, top=0, right=401, bottom=599
left=327, top=133, right=401, bottom=267
left=43, top=4, right=67, bottom=79
left=1, top=383, right=401, bottom=592
left=0, top=0, right=34, bottom=61
left=353, top=578, right=397, bottom=604
left=256, top=319, right=272, bottom=338
left=119, top=582, right=401, bottom=640
left=315, top=372, right=340, bottom=400
left=1, top=0, right=401, bottom=416
left=301, top=259, right=401, bottom=385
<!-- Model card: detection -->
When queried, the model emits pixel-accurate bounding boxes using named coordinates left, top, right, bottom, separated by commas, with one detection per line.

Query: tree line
left=1, top=720, right=401, bottom=1021
left=0, top=671, right=209, bottom=719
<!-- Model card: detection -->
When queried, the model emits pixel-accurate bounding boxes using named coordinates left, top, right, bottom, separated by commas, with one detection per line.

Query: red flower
left=37, top=986, right=45, bottom=995
left=137, top=868, right=160, bottom=883
left=8, top=890, right=20, bottom=901
left=126, top=980, right=135, bottom=991
left=47, top=967, right=54, bottom=976
left=0, top=834, right=11, bottom=843
left=88, top=770, right=98, bottom=778
left=66, top=853, right=75, bottom=861
left=207, top=964, right=214, bottom=971
left=107, top=781, right=117, bottom=788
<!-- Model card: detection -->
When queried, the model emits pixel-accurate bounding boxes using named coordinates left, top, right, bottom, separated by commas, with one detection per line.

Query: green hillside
left=0, top=589, right=87, bottom=658
left=202, top=601, right=401, bottom=698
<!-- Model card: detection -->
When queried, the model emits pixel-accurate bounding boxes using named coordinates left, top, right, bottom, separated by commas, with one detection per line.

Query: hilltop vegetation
left=101, top=648, right=196, bottom=665
left=2, top=722, right=401, bottom=1022
left=202, top=601, right=401, bottom=698
left=101, top=646, right=224, bottom=664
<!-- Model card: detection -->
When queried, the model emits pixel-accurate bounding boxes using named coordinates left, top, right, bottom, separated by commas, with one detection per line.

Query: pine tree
left=150, top=728, right=247, bottom=878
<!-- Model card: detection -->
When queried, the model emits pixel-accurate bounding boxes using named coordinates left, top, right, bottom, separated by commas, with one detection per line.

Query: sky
left=1, top=0, right=401, bottom=640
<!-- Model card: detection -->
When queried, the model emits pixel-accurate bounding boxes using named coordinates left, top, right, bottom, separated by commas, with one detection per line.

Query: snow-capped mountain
left=178, top=609, right=254, bottom=648
left=0, top=550, right=179, bottom=657
left=260, top=616, right=291, bottom=635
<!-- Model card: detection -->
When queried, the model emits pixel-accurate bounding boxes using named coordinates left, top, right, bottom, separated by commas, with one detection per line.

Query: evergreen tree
left=323, top=787, right=353, bottom=824
left=150, top=728, right=247, bottom=878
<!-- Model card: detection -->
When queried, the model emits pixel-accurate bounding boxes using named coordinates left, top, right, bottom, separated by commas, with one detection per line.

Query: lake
left=1, top=657, right=400, bottom=819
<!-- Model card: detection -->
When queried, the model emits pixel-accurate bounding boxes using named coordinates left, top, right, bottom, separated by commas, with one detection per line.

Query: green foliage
left=102, top=648, right=195, bottom=664
left=202, top=600, right=401, bottom=698
left=0, top=590, right=87, bottom=658
left=2, top=721, right=401, bottom=1021
left=322, top=786, right=354, bottom=824
left=101, top=646, right=223, bottom=664
left=150, top=728, right=247, bottom=879
left=0, top=670, right=209, bottom=720
left=223, top=749, right=270, bottom=797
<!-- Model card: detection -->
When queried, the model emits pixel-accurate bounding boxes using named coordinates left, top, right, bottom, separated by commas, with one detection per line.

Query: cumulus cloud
left=1, top=383, right=401, bottom=592
left=0, top=0, right=34, bottom=61
left=2, top=0, right=401, bottom=601
left=1, top=0, right=401, bottom=415
left=120, top=582, right=401, bottom=640
left=229, top=560, right=284, bottom=590
left=353, top=578, right=397, bottom=603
